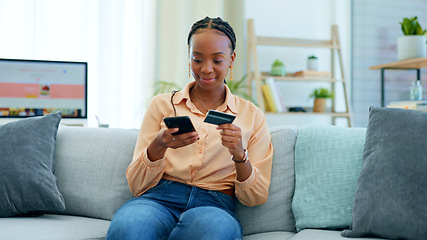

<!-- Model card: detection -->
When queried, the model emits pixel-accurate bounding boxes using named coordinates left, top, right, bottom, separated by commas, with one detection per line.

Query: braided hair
left=187, top=17, right=236, bottom=52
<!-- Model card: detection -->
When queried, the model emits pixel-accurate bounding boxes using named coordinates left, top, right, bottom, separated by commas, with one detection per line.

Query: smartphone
left=163, top=116, right=196, bottom=135
left=204, top=110, right=236, bottom=125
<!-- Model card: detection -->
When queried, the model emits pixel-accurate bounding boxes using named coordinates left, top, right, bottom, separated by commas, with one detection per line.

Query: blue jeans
left=107, top=179, right=243, bottom=240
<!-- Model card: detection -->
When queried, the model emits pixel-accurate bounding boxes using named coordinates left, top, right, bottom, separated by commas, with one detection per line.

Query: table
left=369, top=57, right=427, bottom=107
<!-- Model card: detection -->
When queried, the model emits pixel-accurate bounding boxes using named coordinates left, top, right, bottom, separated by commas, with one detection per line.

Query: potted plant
left=398, top=16, right=427, bottom=60
left=309, top=87, right=334, bottom=112
left=307, top=55, right=318, bottom=70
left=270, top=59, right=286, bottom=76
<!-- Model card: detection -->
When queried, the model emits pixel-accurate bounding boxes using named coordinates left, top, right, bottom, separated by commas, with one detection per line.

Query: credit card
left=204, top=110, right=236, bottom=125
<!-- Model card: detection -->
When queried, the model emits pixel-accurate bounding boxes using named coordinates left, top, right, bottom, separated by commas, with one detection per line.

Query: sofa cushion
left=341, top=107, right=427, bottom=240
left=243, top=231, right=295, bottom=240
left=291, top=229, right=384, bottom=240
left=54, top=126, right=138, bottom=220
left=0, top=112, right=65, bottom=217
left=0, top=214, right=110, bottom=240
left=292, top=125, right=366, bottom=231
left=237, top=126, right=298, bottom=235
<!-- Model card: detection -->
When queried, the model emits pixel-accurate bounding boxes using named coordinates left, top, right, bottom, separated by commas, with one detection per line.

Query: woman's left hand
left=217, top=123, right=245, bottom=160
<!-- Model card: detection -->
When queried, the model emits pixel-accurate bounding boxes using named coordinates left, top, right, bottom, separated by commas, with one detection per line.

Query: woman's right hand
left=147, top=128, right=199, bottom=161
left=159, top=127, right=199, bottom=149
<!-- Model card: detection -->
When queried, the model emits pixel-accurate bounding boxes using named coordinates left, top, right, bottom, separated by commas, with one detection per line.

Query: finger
left=170, top=134, right=200, bottom=149
left=164, top=127, right=179, bottom=135
left=220, top=129, right=240, bottom=138
left=216, top=123, right=233, bottom=130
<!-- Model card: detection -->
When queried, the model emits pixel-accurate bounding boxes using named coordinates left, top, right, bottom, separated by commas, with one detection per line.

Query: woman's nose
left=201, top=62, right=213, bottom=73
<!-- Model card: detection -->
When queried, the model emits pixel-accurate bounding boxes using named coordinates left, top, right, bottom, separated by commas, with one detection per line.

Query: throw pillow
left=342, top=107, right=427, bottom=240
left=292, top=124, right=366, bottom=231
left=0, top=112, right=65, bottom=217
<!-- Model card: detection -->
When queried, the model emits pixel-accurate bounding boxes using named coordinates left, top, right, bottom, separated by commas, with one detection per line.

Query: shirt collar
left=172, top=81, right=238, bottom=114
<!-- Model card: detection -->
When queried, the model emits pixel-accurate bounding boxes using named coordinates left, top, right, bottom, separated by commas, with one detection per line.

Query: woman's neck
left=190, top=85, right=226, bottom=112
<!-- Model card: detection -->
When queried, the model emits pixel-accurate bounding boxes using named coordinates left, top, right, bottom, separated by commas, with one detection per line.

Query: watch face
left=232, top=149, right=248, bottom=163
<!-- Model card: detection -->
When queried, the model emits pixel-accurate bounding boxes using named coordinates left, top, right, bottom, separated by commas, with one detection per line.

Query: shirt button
left=198, top=148, right=203, bottom=153
left=202, top=129, right=206, bottom=133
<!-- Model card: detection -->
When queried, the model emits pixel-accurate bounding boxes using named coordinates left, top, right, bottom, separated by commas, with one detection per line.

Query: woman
left=107, top=17, right=273, bottom=240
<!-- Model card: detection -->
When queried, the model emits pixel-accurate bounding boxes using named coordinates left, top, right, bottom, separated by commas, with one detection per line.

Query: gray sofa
left=0, top=124, right=385, bottom=240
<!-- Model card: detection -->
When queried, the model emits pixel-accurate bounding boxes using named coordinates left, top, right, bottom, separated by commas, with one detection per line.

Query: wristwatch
left=232, top=149, right=248, bottom=163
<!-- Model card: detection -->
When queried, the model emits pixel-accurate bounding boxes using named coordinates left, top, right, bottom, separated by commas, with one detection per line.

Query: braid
left=187, top=17, right=236, bottom=52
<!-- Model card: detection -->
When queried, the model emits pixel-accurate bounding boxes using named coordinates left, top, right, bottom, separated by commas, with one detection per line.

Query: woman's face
left=188, top=29, right=235, bottom=91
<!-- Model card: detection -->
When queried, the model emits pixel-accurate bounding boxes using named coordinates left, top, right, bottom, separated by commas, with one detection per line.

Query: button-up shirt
left=127, top=81, right=273, bottom=207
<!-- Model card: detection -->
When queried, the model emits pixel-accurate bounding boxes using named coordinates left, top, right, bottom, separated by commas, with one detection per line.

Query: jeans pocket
left=211, top=191, right=235, bottom=212
left=146, top=179, right=171, bottom=193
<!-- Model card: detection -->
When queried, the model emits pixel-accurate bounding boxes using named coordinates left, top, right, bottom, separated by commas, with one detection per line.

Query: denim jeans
left=107, top=179, right=243, bottom=240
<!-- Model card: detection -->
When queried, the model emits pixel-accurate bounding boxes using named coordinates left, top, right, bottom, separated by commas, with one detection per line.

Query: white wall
left=244, top=0, right=351, bottom=127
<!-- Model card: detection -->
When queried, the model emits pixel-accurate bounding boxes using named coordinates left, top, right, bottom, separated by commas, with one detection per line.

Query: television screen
left=0, top=58, right=87, bottom=118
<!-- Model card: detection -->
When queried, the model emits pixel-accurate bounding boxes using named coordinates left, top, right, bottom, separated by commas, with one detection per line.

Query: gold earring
left=230, top=65, right=233, bottom=81
left=188, top=63, right=191, bottom=78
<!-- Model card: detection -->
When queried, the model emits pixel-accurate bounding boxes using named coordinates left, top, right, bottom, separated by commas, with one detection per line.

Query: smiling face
left=188, top=29, right=236, bottom=92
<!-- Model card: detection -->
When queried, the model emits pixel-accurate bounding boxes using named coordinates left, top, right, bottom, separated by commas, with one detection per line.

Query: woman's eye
left=214, top=60, right=223, bottom=64
left=193, top=59, right=202, bottom=63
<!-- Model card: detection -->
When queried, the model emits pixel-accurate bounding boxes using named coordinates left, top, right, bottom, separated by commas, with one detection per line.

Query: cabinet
left=246, top=19, right=352, bottom=126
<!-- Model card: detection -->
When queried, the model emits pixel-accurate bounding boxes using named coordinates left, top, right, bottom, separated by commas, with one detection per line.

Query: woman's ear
left=230, top=52, right=236, bottom=65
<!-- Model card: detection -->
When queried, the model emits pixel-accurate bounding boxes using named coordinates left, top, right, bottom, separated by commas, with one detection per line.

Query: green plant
left=400, top=16, right=427, bottom=36
left=309, top=87, right=334, bottom=99
left=308, top=55, right=317, bottom=59
left=153, top=81, right=182, bottom=96
left=226, top=74, right=254, bottom=102
left=272, top=59, right=284, bottom=67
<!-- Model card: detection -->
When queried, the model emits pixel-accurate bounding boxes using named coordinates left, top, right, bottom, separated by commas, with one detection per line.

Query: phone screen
left=163, top=116, right=196, bottom=135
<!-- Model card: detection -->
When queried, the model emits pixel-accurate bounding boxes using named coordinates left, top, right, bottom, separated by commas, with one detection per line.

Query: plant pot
left=307, top=58, right=318, bottom=70
left=397, top=35, right=427, bottom=61
left=313, top=98, right=327, bottom=112
left=270, top=65, right=286, bottom=76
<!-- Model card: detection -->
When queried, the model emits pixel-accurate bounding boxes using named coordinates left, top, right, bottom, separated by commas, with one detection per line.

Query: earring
left=188, top=63, right=191, bottom=78
left=230, top=65, right=233, bottom=81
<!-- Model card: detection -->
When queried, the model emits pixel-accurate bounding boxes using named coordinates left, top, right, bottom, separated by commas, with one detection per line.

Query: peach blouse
left=127, top=81, right=273, bottom=207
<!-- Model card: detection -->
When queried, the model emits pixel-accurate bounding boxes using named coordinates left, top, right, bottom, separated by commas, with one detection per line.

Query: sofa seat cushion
left=0, top=214, right=110, bottom=240
left=54, top=126, right=138, bottom=221
left=237, top=126, right=298, bottom=235
left=243, top=231, right=295, bottom=240
left=290, top=229, right=386, bottom=240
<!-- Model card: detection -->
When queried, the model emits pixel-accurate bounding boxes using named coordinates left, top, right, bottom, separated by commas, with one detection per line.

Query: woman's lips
left=200, top=77, right=216, bottom=83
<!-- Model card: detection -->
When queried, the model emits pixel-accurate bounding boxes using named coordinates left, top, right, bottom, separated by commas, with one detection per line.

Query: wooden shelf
left=260, top=72, right=341, bottom=82
left=369, top=57, right=427, bottom=70
left=246, top=18, right=352, bottom=126
left=256, top=36, right=337, bottom=49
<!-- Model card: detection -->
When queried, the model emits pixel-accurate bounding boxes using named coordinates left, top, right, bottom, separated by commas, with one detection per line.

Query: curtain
left=0, top=0, right=156, bottom=128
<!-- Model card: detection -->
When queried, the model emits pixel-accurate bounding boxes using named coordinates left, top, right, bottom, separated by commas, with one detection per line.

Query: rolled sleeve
left=126, top=147, right=166, bottom=197
left=234, top=108, right=273, bottom=207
